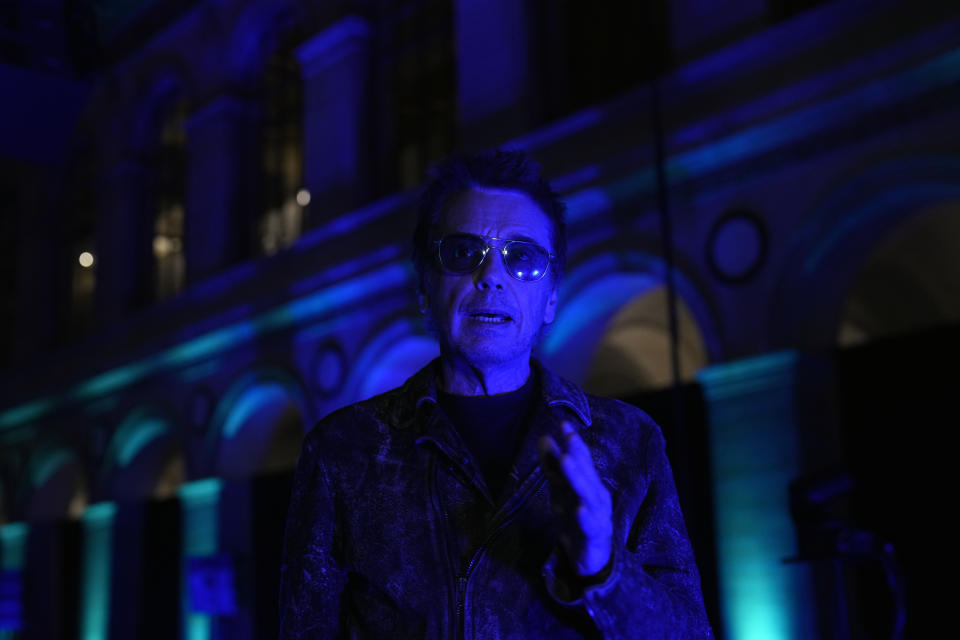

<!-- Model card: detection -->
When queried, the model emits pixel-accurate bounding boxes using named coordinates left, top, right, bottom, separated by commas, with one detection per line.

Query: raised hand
left=538, top=420, right=613, bottom=577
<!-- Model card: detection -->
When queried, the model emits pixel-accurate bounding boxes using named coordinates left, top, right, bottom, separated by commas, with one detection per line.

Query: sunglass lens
left=505, top=242, right=549, bottom=281
left=440, top=234, right=485, bottom=272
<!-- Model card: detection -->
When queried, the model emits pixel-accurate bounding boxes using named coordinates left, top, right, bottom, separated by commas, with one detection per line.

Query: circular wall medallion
left=707, top=209, right=767, bottom=283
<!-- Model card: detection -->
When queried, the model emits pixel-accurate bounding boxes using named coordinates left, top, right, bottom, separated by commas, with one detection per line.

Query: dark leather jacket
left=279, top=359, right=713, bottom=639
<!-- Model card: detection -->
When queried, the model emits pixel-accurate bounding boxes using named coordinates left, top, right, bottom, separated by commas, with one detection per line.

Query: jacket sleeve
left=543, top=422, right=714, bottom=639
left=278, top=431, right=348, bottom=638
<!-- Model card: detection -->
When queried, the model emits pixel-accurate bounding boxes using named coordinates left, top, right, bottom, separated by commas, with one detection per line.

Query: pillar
left=0, top=523, right=28, bottom=638
left=697, top=351, right=816, bottom=640
left=79, top=502, right=117, bottom=640
left=455, top=0, right=537, bottom=149
left=107, top=501, right=145, bottom=640
left=296, top=16, right=372, bottom=224
left=178, top=478, right=222, bottom=640
left=95, top=162, right=151, bottom=322
left=184, top=96, right=260, bottom=282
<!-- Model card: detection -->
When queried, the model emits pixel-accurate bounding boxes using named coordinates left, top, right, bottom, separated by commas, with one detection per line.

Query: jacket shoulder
left=302, top=385, right=408, bottom=451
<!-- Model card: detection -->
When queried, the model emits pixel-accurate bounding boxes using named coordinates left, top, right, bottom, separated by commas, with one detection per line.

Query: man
left=279, top=150, right=713, bottom=638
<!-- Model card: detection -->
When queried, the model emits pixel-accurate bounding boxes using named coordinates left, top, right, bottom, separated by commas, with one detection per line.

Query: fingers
left=539, top=422, right=609, bottom=513
left=539, top=422, right=614, bottom=576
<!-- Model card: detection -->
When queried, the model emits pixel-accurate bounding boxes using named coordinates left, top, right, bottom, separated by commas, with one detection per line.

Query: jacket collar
left=384, top=357, right=593, bottom=432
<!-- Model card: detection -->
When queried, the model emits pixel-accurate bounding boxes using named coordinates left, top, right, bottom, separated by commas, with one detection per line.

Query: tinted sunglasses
left=434, top=233, right=555, bottom=282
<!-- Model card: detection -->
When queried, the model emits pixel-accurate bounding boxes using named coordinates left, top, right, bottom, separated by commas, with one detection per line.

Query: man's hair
left=412, top=149, right=567, bottom=294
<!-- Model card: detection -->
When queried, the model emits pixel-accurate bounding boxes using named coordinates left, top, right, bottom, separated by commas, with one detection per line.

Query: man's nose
left=474, top=248, right=507, bottom=290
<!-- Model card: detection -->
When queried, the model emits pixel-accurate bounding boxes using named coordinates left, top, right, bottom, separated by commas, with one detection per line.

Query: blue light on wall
left=187, top=554, right=237, bottom=615
left=0, top=261, right=409, bottom=431
left=0, top=569, right=23, bottom=633
left=80, top=502, right=117, bottom=640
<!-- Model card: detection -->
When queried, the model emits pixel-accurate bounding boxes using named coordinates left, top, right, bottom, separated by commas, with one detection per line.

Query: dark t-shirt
left=437, top=375, right=537, bottom=499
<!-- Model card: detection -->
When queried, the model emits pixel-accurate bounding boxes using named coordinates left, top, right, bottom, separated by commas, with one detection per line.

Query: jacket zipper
left=452, top=471, right=546, bottom=640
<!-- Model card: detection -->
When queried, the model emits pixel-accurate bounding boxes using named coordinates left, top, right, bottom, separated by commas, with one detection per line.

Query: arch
left=539, top=250, right=721, bottom=393
left=342, top=318, right=440, bottom=403
left=23, top=446, right=86, bottom=521
left=102, top=407, right=184, bottom=502
left=770, top=155, right=960, bottom=349
left=837, top=199, right=960, bottom=346
left=209, top=366, right=312, bottom=479
left=225, top=0, right=305, bottom=86
left=127, top=63, right=193, bottom=155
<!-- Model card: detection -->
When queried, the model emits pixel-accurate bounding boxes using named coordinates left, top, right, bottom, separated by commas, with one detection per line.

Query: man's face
left=423, top=187, right=559, bottom=371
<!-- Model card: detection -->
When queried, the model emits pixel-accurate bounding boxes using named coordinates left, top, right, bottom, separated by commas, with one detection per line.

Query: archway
left=24, top=446, right=86, bottom=521
left=540, top=255, right=715, bottom=396
left=343, top=318, right=440, bottom=403
left=102, top=408, right=184, bottom=502
left=213, top=369, right=309, bottom=479
left=837, top=200, right=960, bottom=346
left=770, top=156, right=960, bottom=349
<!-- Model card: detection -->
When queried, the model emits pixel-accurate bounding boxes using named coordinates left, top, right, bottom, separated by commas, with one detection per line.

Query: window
left=150, top=96, right=187, bottom=300
left=533, top=1, right=672, bottom=122
left=373, top=0, right=456, bottom=192
left=259, top=50, right=304, bottom=256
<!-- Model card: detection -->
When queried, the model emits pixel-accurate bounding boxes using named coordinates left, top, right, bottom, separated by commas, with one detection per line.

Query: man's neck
left=440, top=354, right=531, bottom=396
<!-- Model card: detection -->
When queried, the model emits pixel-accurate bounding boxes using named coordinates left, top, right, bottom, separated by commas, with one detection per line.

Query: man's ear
left=542, top=286, right=558, bottom=324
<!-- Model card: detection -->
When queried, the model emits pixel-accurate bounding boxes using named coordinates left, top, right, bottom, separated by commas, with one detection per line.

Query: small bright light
left=296, top=188, right=311, bottom=206
left=154, top=236, right=172, bottom=256
left=79, top=252, right=95, bottom=268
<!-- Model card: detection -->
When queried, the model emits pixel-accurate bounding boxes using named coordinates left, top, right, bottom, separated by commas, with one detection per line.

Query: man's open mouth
left=468, top=312, right=512, bottom=324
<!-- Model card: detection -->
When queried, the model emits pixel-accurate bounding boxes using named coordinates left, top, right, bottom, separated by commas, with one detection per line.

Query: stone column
left=454, top=0, right=537, bottom=149
left=0, top=522, right=28, bottom=635
left=184, top=96, right=261, bottom=283
left=697, top=351, right=821, bottom=640
left=296, top=16, right=372, bottom=225
left=10, top=164, right=59, bottom=363
left=217, top=478, right=253, bottom=640
left=178, top=478, right=222, bottom=640
left=79, top=502, right=117, bottom=640
left=95, top=162, right=151, bottom=322
left=107, top=501, right=145, bottom=640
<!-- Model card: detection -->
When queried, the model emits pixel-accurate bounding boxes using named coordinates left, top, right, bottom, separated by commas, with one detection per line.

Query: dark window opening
left=260, top=49, right=304, bottom=256
left=149, top=96, right=187, bottom=301
left=372, top=0, right=456, bottom=193
left=533, top=1, right=672, bottom=123
left=768, top=0, right=830, bottom=24
left=0, top=160, right=20, bottom=368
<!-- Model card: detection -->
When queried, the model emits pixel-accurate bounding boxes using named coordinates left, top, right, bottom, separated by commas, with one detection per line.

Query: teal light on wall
left=698, top=352, right=814, bottom=640
left=115, top=418, right=169, bottom=468
left=222, top=385, right=289, bottom=441
left=178, top=478, right=223, bottom=640
left=80, top=502, right=117, bottom=640
left=29, top=449, right=72, bottom=488
left=0, top=523, right=28, bottom=570
left=0, top=261, right=407, bottom=432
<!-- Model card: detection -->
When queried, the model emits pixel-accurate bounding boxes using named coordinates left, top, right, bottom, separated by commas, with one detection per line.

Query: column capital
left=185, top=95, right=259, bottom=134
left=697, top=350, right=799, bottom=402
left=295, top=15, right=371, bottom=78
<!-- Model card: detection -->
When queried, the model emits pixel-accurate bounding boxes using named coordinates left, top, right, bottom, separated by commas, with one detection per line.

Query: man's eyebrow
left=507, top=234, right=539, bottom=244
